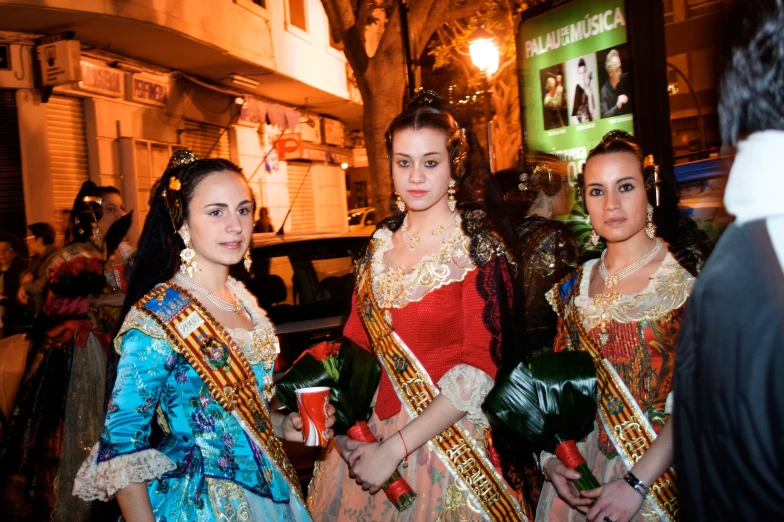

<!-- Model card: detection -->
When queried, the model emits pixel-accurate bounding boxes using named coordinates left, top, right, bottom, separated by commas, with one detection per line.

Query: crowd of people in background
left=0, top=0, right=781, bottom=521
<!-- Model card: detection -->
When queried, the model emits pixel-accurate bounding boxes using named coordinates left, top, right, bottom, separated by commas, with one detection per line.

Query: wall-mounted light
left=228, top=73, right=259, bottom=88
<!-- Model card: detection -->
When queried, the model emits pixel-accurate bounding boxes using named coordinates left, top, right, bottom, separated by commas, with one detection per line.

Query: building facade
left=0, top=0, right=361, bottom=242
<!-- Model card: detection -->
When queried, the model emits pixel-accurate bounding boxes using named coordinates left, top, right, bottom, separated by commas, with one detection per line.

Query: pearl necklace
left=599, top=238, right=663, bottom=289
left=400, top=212, right=457, bottom=251
left=175, top=273, right=243, bottom=314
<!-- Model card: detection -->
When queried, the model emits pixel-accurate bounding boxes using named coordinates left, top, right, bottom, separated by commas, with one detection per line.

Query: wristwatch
left=623, top=471, right=649, bottom=498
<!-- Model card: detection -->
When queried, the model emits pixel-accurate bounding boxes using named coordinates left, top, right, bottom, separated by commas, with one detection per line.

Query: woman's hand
left=582, top=479, right=644, bottom=522
left=96, top=291, right=126, bottom=308
left=277, top=405, right=336, bottom=443
left=543, top=456, right=594, bottom=510
left=347, top=435, right=405, bottom=494
left=334, top=434, right=366, bottom=463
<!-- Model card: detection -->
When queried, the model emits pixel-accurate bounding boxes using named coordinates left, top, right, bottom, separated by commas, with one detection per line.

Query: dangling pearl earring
left=645, top=204, right=657, bottom=239
left=547, top=195, right=554, bottom=219
left=179, top=232, right=198, bottom=278
left=395, top=192, right=406, bottom=213
left=447, top=179, right=457, bottom=213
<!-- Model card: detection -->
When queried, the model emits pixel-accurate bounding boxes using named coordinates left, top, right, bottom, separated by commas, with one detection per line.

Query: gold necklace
left=400, top=212, right=457, bottom=251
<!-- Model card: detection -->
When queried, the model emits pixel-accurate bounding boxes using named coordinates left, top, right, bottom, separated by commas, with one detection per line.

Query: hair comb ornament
left=408, top=89, right=443, bottom=108
left=600, top=129, right=634, bottom=144
left=162, top=149, right=199, bottom=232
left=168, top=149, right=199, bottom=170
left=447, top=127, right=468, bottom=180
left=643, top=154, right=662, bottom=207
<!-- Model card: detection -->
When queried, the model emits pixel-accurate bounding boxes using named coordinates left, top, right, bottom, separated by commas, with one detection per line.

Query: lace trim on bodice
left=557, top=252, right=695, bottom=332
left=370, top=225, right=476, bottom=309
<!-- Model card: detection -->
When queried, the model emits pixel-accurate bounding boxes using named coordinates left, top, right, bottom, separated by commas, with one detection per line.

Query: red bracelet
left=397, top=431, right=409, bottom=468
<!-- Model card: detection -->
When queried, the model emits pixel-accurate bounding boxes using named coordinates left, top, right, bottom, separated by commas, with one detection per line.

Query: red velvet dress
left=307, top=224, right=526, bottom=521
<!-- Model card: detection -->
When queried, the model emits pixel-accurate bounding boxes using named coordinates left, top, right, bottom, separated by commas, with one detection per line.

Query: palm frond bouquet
left=483, top=351, right=600, bottom=492
left=276, top=339, right=416, bottom=511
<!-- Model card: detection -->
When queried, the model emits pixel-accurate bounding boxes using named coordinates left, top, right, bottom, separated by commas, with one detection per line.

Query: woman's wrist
left=270, top=411, right=284, bottom=438
left=382, top=431, right=407, bottom=463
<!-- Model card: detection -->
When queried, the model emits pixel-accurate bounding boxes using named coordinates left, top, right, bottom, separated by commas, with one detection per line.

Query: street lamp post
left=468, top=27, right=499, bottom=173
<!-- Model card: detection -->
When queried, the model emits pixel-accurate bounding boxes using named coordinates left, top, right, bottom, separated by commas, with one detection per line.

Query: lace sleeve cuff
left=73, top=444, right=176, bottom=501
left=438, top=364, right=495, bottom=427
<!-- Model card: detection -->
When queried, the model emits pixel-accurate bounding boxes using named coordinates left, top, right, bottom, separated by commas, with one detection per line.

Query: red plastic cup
left=295, top=386, right=331, bottom=446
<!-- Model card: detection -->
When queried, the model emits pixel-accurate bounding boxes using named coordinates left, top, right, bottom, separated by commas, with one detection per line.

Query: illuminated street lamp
left=469, top=27, right=499, bottom=172
left=468, top=27, right=499, bottom=76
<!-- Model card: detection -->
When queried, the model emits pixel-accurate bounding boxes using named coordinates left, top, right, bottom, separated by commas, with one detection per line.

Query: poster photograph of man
left=566, top=53, right=599, bottom=125
left=539, top=63, right=569, bottom=130
left=598, top=44, right=634, bottom=118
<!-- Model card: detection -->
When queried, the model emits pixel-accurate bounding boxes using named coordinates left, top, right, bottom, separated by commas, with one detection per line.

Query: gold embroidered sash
left=356, top=250, right=527, bottom=522
left=555, top=270, right=679, bottom=521
left=136, top=282, right=306, bottom=509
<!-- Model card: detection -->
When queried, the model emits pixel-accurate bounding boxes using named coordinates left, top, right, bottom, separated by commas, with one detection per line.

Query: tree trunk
left=359, top=57, right=406, bottom=219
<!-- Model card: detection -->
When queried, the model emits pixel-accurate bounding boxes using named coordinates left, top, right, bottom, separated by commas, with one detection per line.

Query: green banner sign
left=518, top=0, right=633, bottom=252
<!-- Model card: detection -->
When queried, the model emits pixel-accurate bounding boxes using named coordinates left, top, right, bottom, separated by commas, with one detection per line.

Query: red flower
left=308, top=341, right=341, bottom=362
left=293, top=341, right=341, bottom=365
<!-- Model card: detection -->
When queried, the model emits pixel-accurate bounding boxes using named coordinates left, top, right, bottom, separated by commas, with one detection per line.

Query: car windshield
left=240, top=239, right=367, bottom=326
left=348, top=211, right=364, bottom=226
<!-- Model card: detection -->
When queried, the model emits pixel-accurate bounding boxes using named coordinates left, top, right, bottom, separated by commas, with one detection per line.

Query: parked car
left=230, top=231, right=371, bottom=491
left=347, top=207, right=376, bottom=233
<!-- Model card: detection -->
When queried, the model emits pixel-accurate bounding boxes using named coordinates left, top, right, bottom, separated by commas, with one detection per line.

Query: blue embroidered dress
left=73, top=278, right=310, bottom=522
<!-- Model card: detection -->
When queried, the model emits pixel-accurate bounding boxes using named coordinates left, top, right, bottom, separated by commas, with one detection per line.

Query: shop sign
left=129, top=73, right=169, bottom=107
left=37, top=39, right=82, bottom=86
left=276, top=132, right=351, bottom=164
left=277, top=133, right=303, bottom=160
left=78, top=60, right=124, bottom=97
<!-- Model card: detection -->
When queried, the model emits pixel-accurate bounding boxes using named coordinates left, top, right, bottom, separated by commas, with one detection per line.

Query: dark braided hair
left=496, top=152, right=564, bottom=223
left=66, top=182, right=123, bottom=245
left=381, top=91, right=520, bottom=266
left=119, top=151, right=247, bottom=324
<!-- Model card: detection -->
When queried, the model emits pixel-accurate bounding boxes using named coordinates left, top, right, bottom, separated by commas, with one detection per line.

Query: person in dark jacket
left=673, top=1, right=784, bottom=520
left=0, top=234, right=27, bottom=338
left=18, top=223, right=59, bottom=316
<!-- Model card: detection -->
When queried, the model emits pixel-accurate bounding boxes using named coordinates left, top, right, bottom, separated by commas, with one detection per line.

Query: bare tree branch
left=436, top=27, right=474, bottom=83
left=412, top=0, right=450, bottom=56
left=321, top=0, right=369, bottom=72
left=376, top=1, right=402, bottom=58
left=443, top=0, right=487, bottom=22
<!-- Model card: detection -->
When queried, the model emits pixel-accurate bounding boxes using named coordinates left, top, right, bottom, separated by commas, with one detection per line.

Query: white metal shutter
left=285, top=162, right=315, bottom=232
left=180, top=120, right=230, bottom=159
left=46, top=95, right=89, bottom=222
left=0, top=90, right=25, bottom=238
